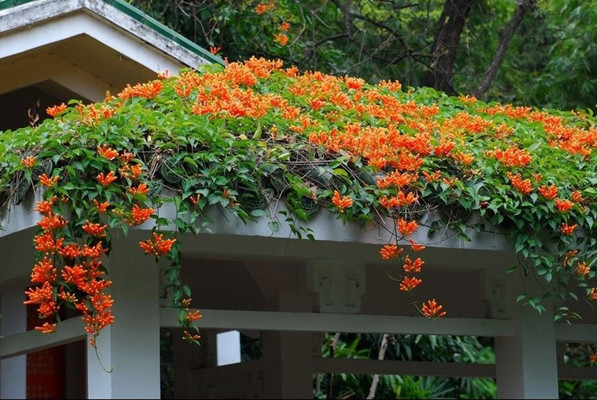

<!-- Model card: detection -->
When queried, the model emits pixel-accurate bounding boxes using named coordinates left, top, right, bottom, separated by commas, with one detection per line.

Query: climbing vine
left=0, top=57, right=596, bottom=354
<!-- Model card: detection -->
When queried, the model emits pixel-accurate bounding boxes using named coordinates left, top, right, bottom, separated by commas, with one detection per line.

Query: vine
left=1, top=57, right=595, bottom=359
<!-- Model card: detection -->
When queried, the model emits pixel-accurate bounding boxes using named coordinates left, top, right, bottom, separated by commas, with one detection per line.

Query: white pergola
left=0, top=1, right=595, bottom=399
left=2, top=192, right=597, bottom=398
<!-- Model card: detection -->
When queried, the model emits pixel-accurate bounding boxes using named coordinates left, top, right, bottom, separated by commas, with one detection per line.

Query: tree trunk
left=422, top=0, right=476, bottom=95
left=473, top=0, right=536, bottom=97
left=366, top=334, right=390, bottom=399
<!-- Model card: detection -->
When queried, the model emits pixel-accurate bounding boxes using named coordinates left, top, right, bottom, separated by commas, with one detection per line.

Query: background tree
left=129, top=0, right=596, bottom=111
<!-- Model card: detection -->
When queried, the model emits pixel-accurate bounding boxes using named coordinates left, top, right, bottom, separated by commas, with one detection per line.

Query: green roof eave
left=0, top=0, right=224, bottom=65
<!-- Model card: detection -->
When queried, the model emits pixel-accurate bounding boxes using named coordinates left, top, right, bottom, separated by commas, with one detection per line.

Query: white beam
left=0, top=317, right=85, bottom=360
left=160, top=308, right=512, bottom=337
left=555, top=323, right=597, bottom=344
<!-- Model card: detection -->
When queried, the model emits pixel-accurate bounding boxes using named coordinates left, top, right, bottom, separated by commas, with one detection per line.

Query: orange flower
left=274, top=33, right=288, bottom=46
left=35, top=322, right=57, bottom=334
left=380, top=244, right=403, bottom=260
left=97, top=171, right=117, bottom=186
left=397, top=218, right=418, bottom=237
left=97, top=145, right=119, bottom=160
left=408, top=238, right=425, bottom=252
left=34, top=232, right=64, bottom=253
left=487, top=146, right=532, bottom=167
left=555, top=198, right=574, bottom=213
left=576, top=261, right=590, bottom=277
left=589, top=288, right=597, bottom=300
left=209, top=46, right=221, bottom=55
left=21, top=155, right=36, bottom=168
left=590, top=353, right=597, bottom=364
left=128, top=183, right=149, bottom=197
left=539, top=184, right=558, bottom=200
left=421, top=299, right=447, bottom=319
left=183, top=330, right=201, bottom=343
left=280, top=21, right=291, bottom=31
left=80, top=242, right=108, bottom=258
left=93, top=199, right=109, bottom=213
left=37, top=213, right=68, bottom=231
left=184, top=309, right=203, bottom=323
left=332, top=191, right=353, bottom=212
left=560, top=222, right=577, bottom=235
left=402, top=255, right=424, bottom=273
left=571, top=190, right=584, bottom=203
left=46, top=103, right=67, bottom=117
left=422, top=170, right=441, bottom=182
left=399, top=276, right=422, bottom=292
left=82, top=220, right=108, bottom=237
left=139, top=232, right=177, bottom=257
left=35, top=197, right=57, bottom=214
left=60, top=243, right=81, bottom=259
left=506, top=172, right=533, bottom=195
left=127, top=204, right=155, bottom=226
left=563, top=250, right=578, bottom=267
left=118, top=80, right=163, bottom=99
left=255, top=3, right=273, bottom=14
left=30, top=257, right=57, bottom=283
left=39, top=174, right=59, bottom=188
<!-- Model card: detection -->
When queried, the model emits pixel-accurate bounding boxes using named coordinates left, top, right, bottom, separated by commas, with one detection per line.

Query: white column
left=262, top=293, right=314, bottom=399
left=262, top=330, right=313, bottom=399
left=0, top=289, right=27, bottom=399
left=495, top=292, right=558, bottom=398
left=87, top=232, right=161, bottom=399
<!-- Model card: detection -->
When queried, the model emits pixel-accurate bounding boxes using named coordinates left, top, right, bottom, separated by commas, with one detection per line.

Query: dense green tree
left=129, top=0, right=596, bottom=111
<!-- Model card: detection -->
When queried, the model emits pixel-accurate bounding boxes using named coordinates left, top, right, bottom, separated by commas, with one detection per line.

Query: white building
left=0, top=1, right=595, bottom=398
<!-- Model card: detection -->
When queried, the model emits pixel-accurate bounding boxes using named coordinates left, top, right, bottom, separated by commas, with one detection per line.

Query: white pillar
left=0, top=289, right=27, bottom=399
left=495, top=295, right=558, bottom=398
left=262, top=293, right=314, bottom=399
left=87, top=232, right=161, bottom=399
left=262, top=330, right=313, bottom=399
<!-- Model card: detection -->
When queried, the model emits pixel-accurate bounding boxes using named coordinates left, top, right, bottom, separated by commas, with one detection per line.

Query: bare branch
left=473, top=0, right=537, bottom=97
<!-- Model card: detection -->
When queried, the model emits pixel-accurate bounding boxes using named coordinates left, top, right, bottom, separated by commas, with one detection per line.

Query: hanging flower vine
left=0, top=57, right=596, bottom=356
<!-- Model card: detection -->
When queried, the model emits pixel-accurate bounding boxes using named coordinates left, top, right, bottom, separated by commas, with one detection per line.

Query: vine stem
left=91, top=335, right=114, bottom=373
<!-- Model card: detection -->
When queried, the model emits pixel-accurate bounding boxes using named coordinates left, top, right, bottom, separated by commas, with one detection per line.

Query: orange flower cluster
left=380, top=244, right=403, bottom=260
left=397, top=218, right=418, bottom=236
left=118, top=80, right=163, bottom=100
left=576, top=262, right=590, bottom=277
left=506, top=172, right=533, bottom=195
left=25, top=146, right=161, bottom=349
left=332, top=190, right=353, bottom=213
left=97, top=171, right=117, bottom=186
left=379, top=191, right=418, bottom=209
left=26, top=194, right=114, bottom=344
left=46, top=103, right=67, bottom=117
left=255, top=1, right=275, bottom=15
left=21, top=155, right=36, bottom=168
left=555, top=198, right=574, bottom=213
left=560, top=222, right=577, bottom=235
left=487, top=146, right=532, bottom=167
left=538, top=184, right=558, bottom=200
left=421, top=298, right=447, bottom=319
left=139, top=232, right=177, bottom=257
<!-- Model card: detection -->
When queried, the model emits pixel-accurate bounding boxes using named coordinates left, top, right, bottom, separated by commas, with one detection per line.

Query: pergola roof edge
left=0, top=0, right=223, bottom=67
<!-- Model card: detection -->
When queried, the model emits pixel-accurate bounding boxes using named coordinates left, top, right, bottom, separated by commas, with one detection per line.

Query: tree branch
left=366, top=334, right=391, bottom=399
left=473, top=0, right=536, bottom=97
